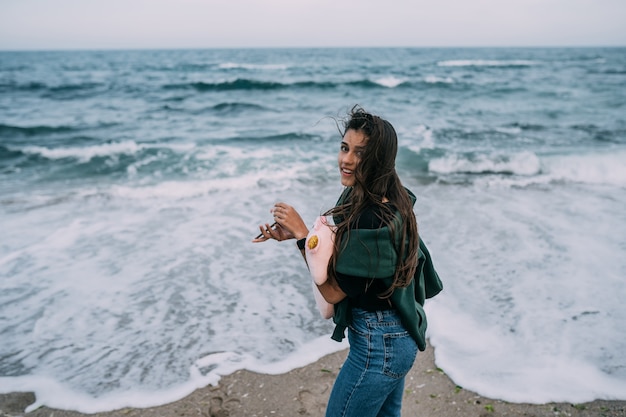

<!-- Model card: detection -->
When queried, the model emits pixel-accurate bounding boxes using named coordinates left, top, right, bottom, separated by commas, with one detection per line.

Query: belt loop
left=376, top=310, right=384, bottom=322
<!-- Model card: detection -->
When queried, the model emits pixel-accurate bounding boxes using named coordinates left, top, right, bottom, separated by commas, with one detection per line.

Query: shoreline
left=1, top=345, right=624, bottom=417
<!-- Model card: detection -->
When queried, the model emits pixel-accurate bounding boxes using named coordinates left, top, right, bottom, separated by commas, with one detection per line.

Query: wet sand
left=1, top=344, right=624, bottom=417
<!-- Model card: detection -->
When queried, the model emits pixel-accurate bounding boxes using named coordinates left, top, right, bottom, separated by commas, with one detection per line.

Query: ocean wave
left=0, top=81, right=104, bottom=97
left=211, top=102, right=271, bottom=113
left=162, top=78, right=410, bottom=92
left=0, top=145, right=23, bottom=161
left=504, top=122, right=547, bottom=131
left=0, top=81, right=47, bottom=93
left=429, top=151, right=541, bottom=176
left=47, top=82, right=104, bottom=93
left=423, top=75, right=455, bottom=84
left=2, top=132, right=315, bottom=168
left=163, top=79, right=286, bottom=92
left=402, top=124, right=436, bottom=154
left=437, top=59, right=537, bottom=68
left=108, top=168, right=302, bottom=200
left=570, top=124, right=626, bottom=144
left=16, top=141, right=143, bottom=162
left=218, top=62, right=290, bottom=71
left=347, top=79, right=409, bottom=89
left=292, top=81, right=337, bottom=89
left=371, top=76, right=408, bottom=88
left=433, top=150, right=626, bottom=188
left=541, top=151, right=626, bottom=187
left=480, top=122, right=547, bottom=138
left=206, top=102, right=272, bottom=116
left=220, top=132, right=321, bottom=144
left=0, top=123, right=78, bottom=137
left=599, top=68, right=626, bottom=75
left=9, top=141, right=194, bottom=163
left=160, top=102, right=270, bottom=115
left=145, top=63, right=213, bottom=72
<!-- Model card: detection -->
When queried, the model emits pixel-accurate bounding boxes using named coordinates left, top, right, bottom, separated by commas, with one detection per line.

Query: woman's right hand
left=252, top=202, right=308, bottom=243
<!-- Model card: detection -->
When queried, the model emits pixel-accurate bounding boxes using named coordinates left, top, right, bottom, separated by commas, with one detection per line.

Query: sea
left=1, top=47, right=625, bottom=413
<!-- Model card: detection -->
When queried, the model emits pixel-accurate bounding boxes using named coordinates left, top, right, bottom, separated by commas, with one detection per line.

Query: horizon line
left=1, top=44, right=625, bottom=53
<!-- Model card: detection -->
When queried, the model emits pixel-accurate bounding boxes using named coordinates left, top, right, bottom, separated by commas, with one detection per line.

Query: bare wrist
left=294, top=229, right=309, bottom=241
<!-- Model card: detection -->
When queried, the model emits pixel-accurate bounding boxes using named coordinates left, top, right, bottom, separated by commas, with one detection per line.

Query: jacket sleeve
left=415, top=238, right=443, bottom=305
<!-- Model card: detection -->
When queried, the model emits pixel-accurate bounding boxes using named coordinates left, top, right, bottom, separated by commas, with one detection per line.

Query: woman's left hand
left=252, top=222, right=293, bottom=242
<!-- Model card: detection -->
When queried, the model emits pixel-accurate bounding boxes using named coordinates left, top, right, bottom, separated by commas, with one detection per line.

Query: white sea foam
left=15, top=141, right=195, bottom=162
left=4, top=162, right=623, bottom=412
left=0, top=173, right=342, bottom=412
left=494, top=126, right=523, bottom=135
left=424, top=75, right=455, bottom=84
left=402, top=124, right=436, bottom=154
left=428, top=149, right=626, bottom=188
left=0, top=337, right=346, bottom=414
left=18, top=141, right=142, bottom=162
left=428, top=151, right=541, bottom=176
left=473, top=149, right=626, bottom=188
left=109, top=174, right=281, bottom=200
left=372, top=76, right=406, bottom=88
left=542, top=150, right=626, bottom=187
left=428, top=301, right=626, bottom=403
left=421, top=182, right=626, bottom=403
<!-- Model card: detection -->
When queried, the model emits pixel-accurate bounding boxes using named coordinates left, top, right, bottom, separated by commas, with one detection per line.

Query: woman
left=253, top=107, right=441, bottom=417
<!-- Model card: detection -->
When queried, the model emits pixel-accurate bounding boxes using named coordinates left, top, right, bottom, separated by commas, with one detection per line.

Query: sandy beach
left=1, top=344, right=624, bottom=417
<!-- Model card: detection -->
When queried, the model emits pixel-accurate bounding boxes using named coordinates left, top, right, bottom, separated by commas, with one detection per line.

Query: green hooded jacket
left=330, top=188, right=443, bottom=351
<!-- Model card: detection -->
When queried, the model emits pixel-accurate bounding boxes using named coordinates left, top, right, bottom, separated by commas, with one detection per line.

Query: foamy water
left=421, top=182, right=626, bottom=403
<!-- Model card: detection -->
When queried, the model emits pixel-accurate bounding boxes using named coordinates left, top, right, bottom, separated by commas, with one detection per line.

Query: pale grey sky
left=1, top=0, right=625, bottom=50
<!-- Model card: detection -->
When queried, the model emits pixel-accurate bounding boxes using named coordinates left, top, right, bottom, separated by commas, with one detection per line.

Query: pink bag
left=305, top=216, right=336, bottom=319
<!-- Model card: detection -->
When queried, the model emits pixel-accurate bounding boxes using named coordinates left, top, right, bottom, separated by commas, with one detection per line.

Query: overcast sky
left=1, top=0, right=625, bottom=50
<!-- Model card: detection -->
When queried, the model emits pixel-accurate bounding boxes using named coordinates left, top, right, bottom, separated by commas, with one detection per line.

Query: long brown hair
left=327, top=106, right=419, bottom=297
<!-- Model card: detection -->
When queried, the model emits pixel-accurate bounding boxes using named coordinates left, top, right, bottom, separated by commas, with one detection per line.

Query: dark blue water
left=1, top=48, right=625, bottom=412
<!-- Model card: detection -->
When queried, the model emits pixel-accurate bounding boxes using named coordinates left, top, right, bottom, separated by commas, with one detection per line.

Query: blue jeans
left=326, top=308, right=419, bottom=417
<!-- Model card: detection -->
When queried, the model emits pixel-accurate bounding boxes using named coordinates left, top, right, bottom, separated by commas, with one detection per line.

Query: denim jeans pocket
left=382, top=330, right=418, bottom=379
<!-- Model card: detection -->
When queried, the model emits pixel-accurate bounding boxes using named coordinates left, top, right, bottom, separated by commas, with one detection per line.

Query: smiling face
left=338, top=128, right=367, bottom=187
